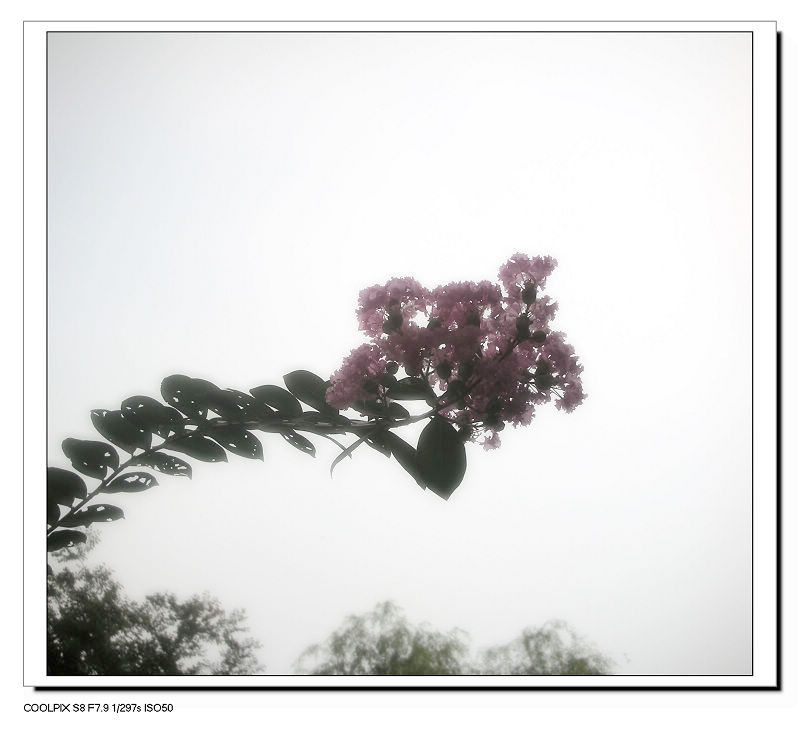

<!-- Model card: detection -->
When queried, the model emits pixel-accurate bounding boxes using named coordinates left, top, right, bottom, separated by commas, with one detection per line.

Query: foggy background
left=46, top=31, right=752, bottom=675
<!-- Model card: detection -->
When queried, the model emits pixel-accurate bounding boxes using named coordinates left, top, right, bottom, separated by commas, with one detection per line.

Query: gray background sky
left=47, top=31, right=752, bottom=675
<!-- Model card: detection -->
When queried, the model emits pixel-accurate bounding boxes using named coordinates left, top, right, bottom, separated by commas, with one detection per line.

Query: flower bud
left=455, top=412, right=472, bottom=427
left=457, top=360, right=475, bottom=381
left=445, top=380, right=465, bottom=400
left=532, top=330, right=547, bottom=344
left=522, top=280, right=537, bottom=306
left=385, top=361, right=399, bottom=375
left=516, top=314, right=531, bottom=338
left=382, top=311, right=403, bottom=334
left=435, top=362, right=453, bottom=380
left=380, top=373, right=397, bottom=387
left=487, top=396, right=504, bottom=415
left=484, top=413, right=505, bottom=430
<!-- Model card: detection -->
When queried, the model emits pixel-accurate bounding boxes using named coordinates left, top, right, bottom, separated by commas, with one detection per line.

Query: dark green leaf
left=60, top=504, right=125, bottom=527
left=47, top=529, right=87, bottom=552
left=364, top=435, right=392, bottom=457
left=354, top=399, right=387, bottom=417
left=386, top=402, right=410, bottom=419
left=161, top=375, right=220, bottom=422
left=250, top=385, right=303, bottom=418
left=155, top=413, right=185, bottom=439
left=62, top=438, right=119, bottom=479
left=47, top=467, right=87, bottom=506
left=352, top=400, right=410, bottom=421
left=376, top=431, right=425, bottom=489
left=208, top=425, right=264, bottom=460
left=416, top=416, right=467, bottom=500
left=207, top=389, right=274, bottom=421
left=283, top=370, right=338, bottom=415
left=121, top=394, right=163, bottom=421
left=103, top=472, right=158, bottom=493
left=91, top=409, right=152, bottom=453
left=130, top=452, right=192, bottom=478
left=280, top=430, right=316, bottom=457
left=162, top=434, right=228, bottom=463
left=121, top=396, right=184, bottom=437
left=387, top=377, right=436, bottom=404
left=47, top=500, right=61, bottom=527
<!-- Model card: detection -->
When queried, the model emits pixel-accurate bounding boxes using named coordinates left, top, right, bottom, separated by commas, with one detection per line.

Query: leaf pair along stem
left=48, top=329, right=538, bottom=544
left=49, top=426, right=200, bottom=537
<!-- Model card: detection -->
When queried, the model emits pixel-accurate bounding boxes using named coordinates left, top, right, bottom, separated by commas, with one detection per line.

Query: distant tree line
left=295, top=601, right=614, bottom=676
left=48, top=548, right=613, bottom=676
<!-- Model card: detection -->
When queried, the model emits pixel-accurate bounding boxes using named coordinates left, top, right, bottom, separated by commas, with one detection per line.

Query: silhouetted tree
left=47, top=546, right=263, bottom=676
left=295, top=601, right=469, bottom=675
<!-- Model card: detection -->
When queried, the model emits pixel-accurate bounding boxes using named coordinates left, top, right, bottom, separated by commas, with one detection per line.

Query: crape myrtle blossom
left=326, top=255, right=586, bottom=449
left=326, top=344, right=390, bottom=410
left=498, top=253, right=558, bottom=292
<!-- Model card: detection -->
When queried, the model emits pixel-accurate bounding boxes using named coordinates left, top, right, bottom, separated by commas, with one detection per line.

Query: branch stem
left=49, top=328, right=532, bottom=538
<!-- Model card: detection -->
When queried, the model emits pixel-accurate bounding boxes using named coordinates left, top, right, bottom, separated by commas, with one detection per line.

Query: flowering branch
left=47, top=255, right=586, bottom=555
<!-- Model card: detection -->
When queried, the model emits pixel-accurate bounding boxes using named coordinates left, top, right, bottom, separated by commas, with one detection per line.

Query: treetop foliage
left=296, top=601, right=614, bottom=676
left=47, top=546, right=263, bottom=676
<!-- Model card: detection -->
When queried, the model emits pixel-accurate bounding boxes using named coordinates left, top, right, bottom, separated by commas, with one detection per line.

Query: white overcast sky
left=46, top=31, right=752, bottom=676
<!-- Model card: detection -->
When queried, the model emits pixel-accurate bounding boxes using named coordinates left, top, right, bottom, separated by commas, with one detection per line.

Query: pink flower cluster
left=327, top=254, right=585, bottom=449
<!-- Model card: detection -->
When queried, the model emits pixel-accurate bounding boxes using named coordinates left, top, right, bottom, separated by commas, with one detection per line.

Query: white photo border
left=23, top=19, right=779, bottom=689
